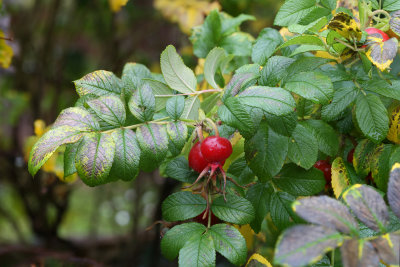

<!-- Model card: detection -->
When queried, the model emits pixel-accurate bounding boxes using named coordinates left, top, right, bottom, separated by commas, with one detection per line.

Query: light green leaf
left=251, top=28, right=283, bottom=65
left=383, top=0, right=400, bottom=11
left=128, top=83, right=155, bottom=122
left=143, top=79, right=173, bottom=112
left=122, top=63, right=152, bottom=95
left=161, top=45, right=197, bottom=93
left=166, top=95, right=185, bottom=120
left=220, top=32, right=253, bottom=57
left=181, top=95, right=200, bottom=120
left=75, top=132, right=115, bottom=186
left=270, top=191, right=299, bottom=230
left=179, top=232, right=215, bottom=267
left=274, top=0, right=317, bottom=26
left=278, top=35, right=324, bottom=50
left=204, top=47, right=228, bottom=89
left=53, top=107, right=99, bottom=131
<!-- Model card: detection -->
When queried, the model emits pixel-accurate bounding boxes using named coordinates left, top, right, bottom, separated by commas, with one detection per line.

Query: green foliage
left=27, top=2, right=400, bottom=267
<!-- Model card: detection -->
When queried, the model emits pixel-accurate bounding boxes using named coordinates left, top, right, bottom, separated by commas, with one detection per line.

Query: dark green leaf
left=162, top=191, right=207, bottom=222
left=288, top=124, right=318, bottom=169
left=343, top=185, right=389, bottom=232
left=227, top=157, right=255, bottom=186
left=364, top=80, right=400, bottom=101
left=223, top=73, right=259, bottom=101
left=87, top=95, right=126, bottom=127
left=209, top=224, right=247, bottom=266
left=270, top=191, right=299, bottom=230
left=161, top=45, right=197, bottom=93
left=370, top=144, right=393, bottom=192
left=179, top=232, right=215, bottom=267
left=286, top=57, right=333, bottom=77
left=122, top=63, right=152, bottom=95
left=246, top=182, right=273, bottom=233
left=64, top=141, right=80, bottom=178
left=251, top=28, right=283, bottom=65
left=278, top=35, right=324, bottom=50
left=136, top=123, right=169, bottom=172
left=75, top=132, right=115, bottom=186
left=355, top=93, right=389, bottom=143
left=166, top=96, right=185, bottom=120
left=321, top=86, right=358, bottom=121
left=292, top=196, right=358, bottom=234
left=165, top=156, right=197, bottom=183
left=74, top=70, right=122, bottom=97
left=161, top=222, right=206, bottom=260
left=285, top=71, right=333, bottom=104
left=238, top=86, right=295, bottom=116
left=274, top=164, right=325, bottom=196
left=211, top=194, right=255, bottom=225
left=128, top=83, right=155, bottom=122
left=302, top=120, right=339, bottom=156
left=109, top=129, right=140, bottom=181
left=259, top=56, right=295, bottom=87
left=166, top=121, right=188, bottom=156
left=274, top=225, right=343, bottom=267
left=353, top=139, right=378, bottom=177
left=264, top=111, right=297, bottom=137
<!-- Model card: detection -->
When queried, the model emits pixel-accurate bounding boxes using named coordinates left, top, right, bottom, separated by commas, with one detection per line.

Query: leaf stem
left=155, top=89, right=222, bottom=98
left=102, top=117, right=170, bottom=134
left=334, top=38, right=357, bottom=51
left=205, top=118, right=219, bottom=137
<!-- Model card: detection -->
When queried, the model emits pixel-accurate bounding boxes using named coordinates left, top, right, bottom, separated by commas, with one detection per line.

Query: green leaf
left=220, top=32, right=253, bottom=57
left=64, top=141, right=80, bottom=178
left=161, top=222, right=206, bottom=260
left=227, top=157, right=255, bottom=186
left=75, top=132, right=115, bottom=186
left=264, top=111, right=297, bottom=137
left=221, top=13, right=255, bottom=35
left=388, top=162, right=400, bottom=219
left=166, top=96, right=185, bottom=120
left=251, top=28, right=283, bottom=65
left=28, top=126, right=84, bottom=176
left=181, top=96, right=200, bottom=120
left=143, top=79, right=173, bottom=112
left=274, top=225, right=343, bottom=267
left=370, top=144, right=393, bottom=192
left=162, top=191, right=207, bottom=222
left=218, top=97, right=254, bottom=138
left=288, top=17, right=328, bottom=34
left=340, top=239, right=380, bottom=267
left=74, top=70, right=122, bottom=97
left=128, top=83, right=155, bottom=122
left=122, top=63, right=152, bottom=95
left=285, top=57, right=333, bottom=77
left=278, top=35, right=324, bottom=50
left=204, top=47, right=229, bottom=89
left=289, top=44, right=326, bottom=57
left=274, top=0, right=317, bottom=26
left=259, top=56, right=295, bottom=87
left=160, top=45, right=197, bottom=93
left=179, top=232, right=215, bottom=267
left=353, top=139, right=377, bottom=177
left=321, top=86, right=358, bottom=121
left=343, top=185, right=389, bottom=232
left=245, top=122, right=289, bottom=180
left=166, top=121, right=188, bottom=156
left=270, top=191, right=300, bottom=230
left=209, top=224, right=247, bottom=266
left=191, top=10, right=222, bottom=58
left=87, top=95, right=126, bottom=127
left=109, top=129, right=140, bottom=181
left=165, top=156, right=197, bottom=183
left=238, top=86, right=295, bottom=116
left=53, top=107, right=100, bottom=131
left=321, top=0, right=336, bottom=10
left=246, top=182, right=273, bottom=233
left=288, top=124, right=318, bottom=169
left=292, top=196, right=358, bottom=234
left=364, top=80, right=400, bottom=101
left=383, top=0, right=400, bottom=11
left=302, top=120, right=339, bottom=157
left=223, top=73, right=259, bottom=101
left=274, top=164, right=326, bottom=196
left=355, top=94, right=389, bottom=143
left=284, top=71, right=333, bottom=104
left=136, top=123, right=169, bottom=172
left=211, top=194, right=255, bottom=225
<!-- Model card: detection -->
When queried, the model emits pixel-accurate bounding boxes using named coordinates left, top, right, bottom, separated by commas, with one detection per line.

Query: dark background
left=0, top=0, right=282, bottom=266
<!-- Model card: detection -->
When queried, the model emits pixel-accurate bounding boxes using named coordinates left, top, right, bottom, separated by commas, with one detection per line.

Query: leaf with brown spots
left=331, top=157, right=351, bottom=198
left=326, top=12, right=362, bottom=41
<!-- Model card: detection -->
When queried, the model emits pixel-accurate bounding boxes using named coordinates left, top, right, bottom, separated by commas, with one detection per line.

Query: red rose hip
left=200, top=136, right=232, bottom=163
left=365, top=27, right=390, bottom=41
left=314, top=160, right=332, bottom=184
left=188, top=142, right=208, bottom=173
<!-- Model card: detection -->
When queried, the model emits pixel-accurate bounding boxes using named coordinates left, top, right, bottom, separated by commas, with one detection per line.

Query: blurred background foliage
left=0, top=0, right=283, bottom=265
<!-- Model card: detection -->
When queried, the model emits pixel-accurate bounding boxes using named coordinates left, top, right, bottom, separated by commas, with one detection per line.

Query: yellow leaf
left=108, top=0, right=129, bottom=12
left=388, top=105, right=400, bottom=144
left=331, top=157, right=351, bottom=198
left=34, top=119, right=46, bottom=136
left=0, top=31, right=13, bottom=69
left=246, top=253, right=273, bottom=267
left=326, top=12, right=362, bottom=41
left=154, top=0, right=221, bottom=35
